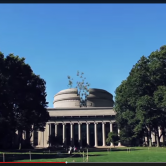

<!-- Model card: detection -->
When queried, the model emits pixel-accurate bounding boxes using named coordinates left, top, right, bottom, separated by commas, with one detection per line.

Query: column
left=118, top=128, right=121, bottom=146
left=102, top=122, right=106, bottom=146
left=43, top=123, right=48, bottom=147
left=110, top=122, right=114, bottom=146
left=70, top=123, right=74, bottom=146
left=43, top=124, right=48, bottom=147
left=22, top=131, right=26, bottom=140
left=86, top=122, right=90, bottom=146
left=43, top=130, right=44, bottom=147
left=144, top=135, right=148, bottom=146
left=110, top=123, right=113, bottom=132
left=94, top=122, right=98, bottom=147
left=62, top=123, right=66, bottom=145
left=78, top=123, right=82, bottom=146
left=55, top=123, right=58, bottom=137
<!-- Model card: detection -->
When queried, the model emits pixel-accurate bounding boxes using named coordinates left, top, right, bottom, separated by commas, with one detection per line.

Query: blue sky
left=0, top=4, right=166, bottom=107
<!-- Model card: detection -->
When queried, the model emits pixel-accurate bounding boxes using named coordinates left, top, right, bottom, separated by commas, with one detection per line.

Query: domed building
left=53, top=88, right=80, bottom=108
left=33, top=88, right=122, bottom=148
left=87, top=89, right=114, bottom=107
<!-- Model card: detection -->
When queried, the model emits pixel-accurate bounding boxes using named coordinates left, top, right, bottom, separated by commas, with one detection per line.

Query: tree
left=153, top=86, right=166, bottom=146
left=114, top=78, right=142, bottom=146
left=0, top=52, right=50, bottom=149
left=67, top=71, right=90, bottom=107
left=0, top=52, right=15, bottom=148
left=115, top=45, right=166, bottom=147
left=106, top=132, right=119, bottom=147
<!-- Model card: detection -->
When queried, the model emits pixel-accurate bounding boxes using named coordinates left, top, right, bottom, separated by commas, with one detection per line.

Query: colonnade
left=46, top=121, right=121, bottom=147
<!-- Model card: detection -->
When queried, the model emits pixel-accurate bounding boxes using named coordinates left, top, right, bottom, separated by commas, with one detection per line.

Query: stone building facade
left=29, top=88, right=164, bottom=148
left=32, top=88, right=122, bottom=148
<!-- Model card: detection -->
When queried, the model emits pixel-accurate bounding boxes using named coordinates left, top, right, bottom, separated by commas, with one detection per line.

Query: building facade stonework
left=30, top=88, right=164, bottom=147
left=30, top=88, right=121, bottom=148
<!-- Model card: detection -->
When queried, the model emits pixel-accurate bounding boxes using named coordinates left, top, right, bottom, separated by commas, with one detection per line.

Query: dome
left=53, top=88, right=80, bottom=108
left=87, top=88, right=114, bottom=107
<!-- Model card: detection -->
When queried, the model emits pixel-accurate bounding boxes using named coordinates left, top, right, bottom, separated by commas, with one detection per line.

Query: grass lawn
left=11, top=147, right=166, bottom=162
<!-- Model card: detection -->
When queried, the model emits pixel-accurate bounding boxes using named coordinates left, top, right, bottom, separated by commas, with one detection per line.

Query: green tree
left=115, top=79, right=143, bottom=146
left=0, top=52, right=50, bottom=149
left=115, top=45, right=166, bottom=147
left=0, top=52, right=15, bottom=148
left=106, top=132, right=119, bottom=147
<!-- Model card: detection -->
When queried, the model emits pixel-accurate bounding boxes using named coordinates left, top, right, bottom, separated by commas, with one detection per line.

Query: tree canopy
left=115, top=45, right=166, bottom=147
left=0, top=52, right=49, bottom=149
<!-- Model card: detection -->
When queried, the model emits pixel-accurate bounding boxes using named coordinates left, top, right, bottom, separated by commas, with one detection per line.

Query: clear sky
left=0, top=4, right=166, bottom=107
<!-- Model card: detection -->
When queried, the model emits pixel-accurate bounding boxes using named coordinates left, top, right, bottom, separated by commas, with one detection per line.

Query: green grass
left=12, top=147, right=166, bottom=162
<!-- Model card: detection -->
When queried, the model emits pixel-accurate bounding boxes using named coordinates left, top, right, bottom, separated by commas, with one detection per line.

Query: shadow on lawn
left=108, top=148, right=143, bottom=152
left=0, top=149, right=104, bottom=162
left=0, top=147, right=145, bottom=162
left=87, top=147, right=144, bottom=152
left=0, top=148, right=63, bottom=153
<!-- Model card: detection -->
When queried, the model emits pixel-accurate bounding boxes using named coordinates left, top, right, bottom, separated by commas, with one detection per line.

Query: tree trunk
left=25, top=130, right=31, bottom=148
left=148, top=131, right=152, bottom=147
left=162, top=129, right=165, bottom=146
left=9, top=132, right=13, bottom=149
left=146, top=127, right=152, bottom=147
left=144, top=129, right=148, bottom=146
left=159, top=127, right=164, bottom=147
left=154, top=127, right=160, bottom=147
left=146, top=130, right=149, bottom=146
left=156, top=136, right=159, bottom=147
left=19, top=142, right=22, bottom=150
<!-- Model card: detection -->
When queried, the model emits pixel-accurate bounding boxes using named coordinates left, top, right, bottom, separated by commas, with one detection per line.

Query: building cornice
left=48, top=107, right=116, bottom=117
left=47, top=107, right=114, bottom=111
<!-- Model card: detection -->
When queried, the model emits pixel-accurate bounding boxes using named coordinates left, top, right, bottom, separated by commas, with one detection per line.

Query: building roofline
left=47, top=107, right=114, bottom=110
